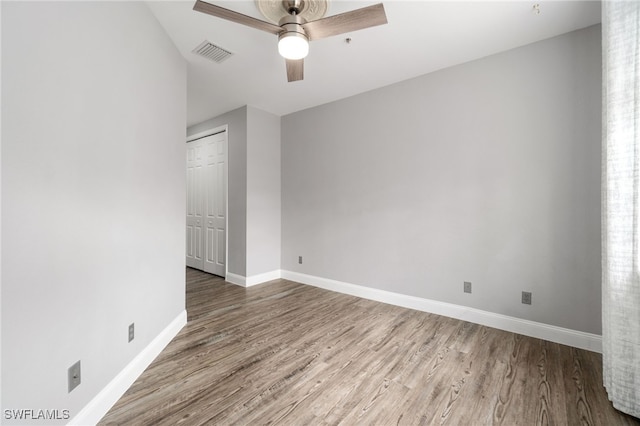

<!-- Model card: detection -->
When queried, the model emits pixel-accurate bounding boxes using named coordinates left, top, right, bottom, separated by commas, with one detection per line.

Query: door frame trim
left=187, top=125, right=227, bottom=142
left=186, top=124, right=229, bottom=279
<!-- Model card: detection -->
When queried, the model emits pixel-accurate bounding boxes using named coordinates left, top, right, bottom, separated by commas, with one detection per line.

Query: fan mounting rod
left=283, top=0, right=305, bottom=15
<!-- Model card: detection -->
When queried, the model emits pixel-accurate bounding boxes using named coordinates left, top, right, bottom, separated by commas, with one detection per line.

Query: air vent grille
left=192, top=41, right=233, bottom=63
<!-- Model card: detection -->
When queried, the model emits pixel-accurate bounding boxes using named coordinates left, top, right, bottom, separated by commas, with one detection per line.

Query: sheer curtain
left=602, top=0, right=640, bottom=418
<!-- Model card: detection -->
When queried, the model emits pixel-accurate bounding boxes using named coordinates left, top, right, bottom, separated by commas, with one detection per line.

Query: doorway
left=186, top=126, right=228, bottom=277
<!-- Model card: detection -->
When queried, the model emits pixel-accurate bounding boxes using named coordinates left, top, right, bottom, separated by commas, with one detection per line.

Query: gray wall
left=1, top=2, right=186, bottom=422
left=281, top=25, right=602, bottom=334
left=188, top=107, right=248, bottom=277
left=247, top=106, right=281, bottom=277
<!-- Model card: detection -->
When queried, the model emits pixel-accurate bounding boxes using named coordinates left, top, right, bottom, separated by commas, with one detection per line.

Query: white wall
left=247, top=106, right=281, bottom=277
left=1, top=2, right=186, bottom=423
left=281, top=25, right=602, bottom=335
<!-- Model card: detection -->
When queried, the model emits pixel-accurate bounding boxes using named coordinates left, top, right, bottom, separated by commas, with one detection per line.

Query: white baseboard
left=246, top=270, right=282, bottom=287
left=281, top=270, right=602, bottom=353
left=225, top=270, right=282, bottom=287
left=225, top=272, right=246, bottom=287
left=69, top=310, right=187, bottom=426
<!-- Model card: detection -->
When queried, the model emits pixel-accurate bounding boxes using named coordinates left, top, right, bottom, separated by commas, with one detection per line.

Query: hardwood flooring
left=100, top=268, right=640, bottom=425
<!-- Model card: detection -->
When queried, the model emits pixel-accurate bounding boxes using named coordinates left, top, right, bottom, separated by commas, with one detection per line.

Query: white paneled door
left=186, top=130, right=227, bottom=277
left=186, top=140, right=204, bottom=270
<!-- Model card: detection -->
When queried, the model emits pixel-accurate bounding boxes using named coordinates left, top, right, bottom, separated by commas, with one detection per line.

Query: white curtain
left=602, top=0, right=640, bottom=418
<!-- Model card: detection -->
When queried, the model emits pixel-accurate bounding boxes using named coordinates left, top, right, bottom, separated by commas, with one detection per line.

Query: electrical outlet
left=68, top=360, right=81, bottom=393
left=464, top=281, right=472, bottom=293
left=522, top=291, right=532, bottom=305
left=298, top=256, right=303, bottom=264
left=129, top=323, right=135, bottom=342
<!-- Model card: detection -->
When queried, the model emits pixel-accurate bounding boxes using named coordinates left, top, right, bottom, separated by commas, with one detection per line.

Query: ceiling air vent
left=192, top=40, right=233, bottom=63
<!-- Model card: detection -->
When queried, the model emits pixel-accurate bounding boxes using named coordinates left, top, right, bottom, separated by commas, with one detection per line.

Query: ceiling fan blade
left=193, top=0, right=282, bottom=35
left=302, top=3, right=387, bottom=41
left=286, top=59, right=304, bottom=82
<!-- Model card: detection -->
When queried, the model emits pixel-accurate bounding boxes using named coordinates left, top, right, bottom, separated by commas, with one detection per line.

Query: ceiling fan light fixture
left=278, top=31, right=309, bottom=60
left=194, top=0, right=388, bottom=82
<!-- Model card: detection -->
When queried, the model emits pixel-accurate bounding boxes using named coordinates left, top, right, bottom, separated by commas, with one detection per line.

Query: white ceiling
left=146, top=0, right=601, bottom=127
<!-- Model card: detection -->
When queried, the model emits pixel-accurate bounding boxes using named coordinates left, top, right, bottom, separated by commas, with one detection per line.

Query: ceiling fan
left=193, top=0, right=388, bottom=82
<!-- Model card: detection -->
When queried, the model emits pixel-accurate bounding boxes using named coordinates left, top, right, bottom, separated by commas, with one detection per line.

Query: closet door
left=186, top=130, right=227, bottom=277
left=186, top=140, right=205, bottom=270
left=203, top=131, right=227, bottom=277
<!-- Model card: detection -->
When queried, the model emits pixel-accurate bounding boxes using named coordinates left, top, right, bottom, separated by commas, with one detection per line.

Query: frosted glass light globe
left=278, top=32, right=309, bottom=60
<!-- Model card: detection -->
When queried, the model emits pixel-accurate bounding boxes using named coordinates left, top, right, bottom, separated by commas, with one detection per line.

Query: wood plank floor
left=100, top=268, right=640, bottom=425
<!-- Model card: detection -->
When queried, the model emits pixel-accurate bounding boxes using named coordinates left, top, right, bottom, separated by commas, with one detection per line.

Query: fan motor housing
left=278, top=14, right=308, bottom=38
